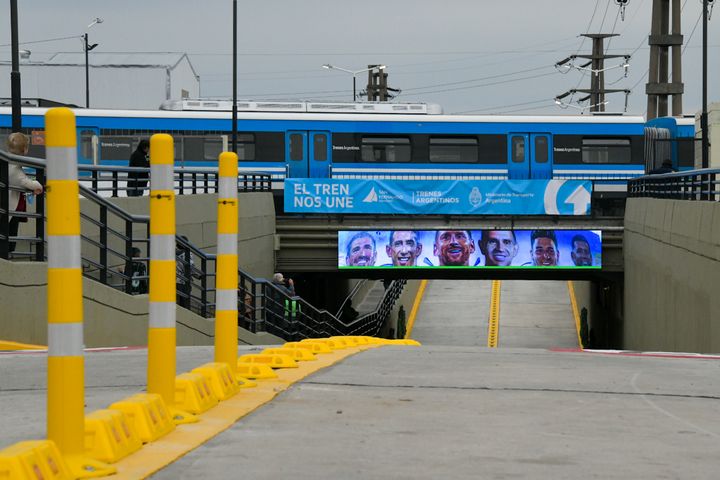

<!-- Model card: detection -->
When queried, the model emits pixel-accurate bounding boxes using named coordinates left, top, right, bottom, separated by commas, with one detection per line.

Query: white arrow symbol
left=566, top=185, right=591, bottom=215
left=543, top=180, right=564, bottom=215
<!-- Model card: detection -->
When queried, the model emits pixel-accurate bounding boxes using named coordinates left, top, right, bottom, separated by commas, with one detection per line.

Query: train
left=0, top=100, right=696, bottom=207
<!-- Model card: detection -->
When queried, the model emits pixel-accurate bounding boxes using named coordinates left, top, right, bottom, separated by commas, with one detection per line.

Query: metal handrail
left=628, top=168, right=719, bottom=201
left=1, top=148, right=402, bottom=338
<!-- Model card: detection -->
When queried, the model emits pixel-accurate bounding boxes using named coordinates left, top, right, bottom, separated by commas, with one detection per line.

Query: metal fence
left=628, top=169, right=720, bottom=201
left=1, top=149, right=403, bottom=340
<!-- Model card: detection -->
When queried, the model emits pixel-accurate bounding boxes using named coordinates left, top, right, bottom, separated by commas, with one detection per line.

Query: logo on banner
left=363, top=188, right=379, bottom=203
left=543, top=180, right=591, bottom=215
left=469, top=187, right=482, bottom=207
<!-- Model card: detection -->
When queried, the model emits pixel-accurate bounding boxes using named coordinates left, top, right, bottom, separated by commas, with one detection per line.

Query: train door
left=285, top=131, right=331, bottom=178
left=77, top=127, right=100, bottom=166
left=507, top=133, right=553, bottom=179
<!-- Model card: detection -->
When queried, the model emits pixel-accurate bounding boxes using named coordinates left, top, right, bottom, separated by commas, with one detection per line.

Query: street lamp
left=322, top=64, right=386, bottom=101
left=84, top=17, right=103, bottom=108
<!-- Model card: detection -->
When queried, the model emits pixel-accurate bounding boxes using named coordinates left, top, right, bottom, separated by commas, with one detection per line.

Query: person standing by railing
left=127, top=139, right=149, bottom=197
left=6, top=133, right=43, bottom=253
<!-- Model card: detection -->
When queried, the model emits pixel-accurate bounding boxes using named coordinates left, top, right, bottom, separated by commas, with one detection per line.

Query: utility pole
left=555, top=34, right=630, bottom=112
left=10, top=0, right=21, bottom=131
left=366, top=65, right=399, bottom=102
left=646, top=0, right=683, bottom=119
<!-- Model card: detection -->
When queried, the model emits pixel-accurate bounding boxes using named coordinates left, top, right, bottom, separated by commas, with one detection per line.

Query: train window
left=289, top=133, right=304, bottom=161
left=237, top=133, right=255, bottom=161
left=511, top=136, right=525, bottom=163
left=79, top=130, right=95, bottom=159
left=313, top=134, right=327, bottom=161
left=203, top=138, right=223, bottom=161
left=535, top=136, right=548, bottom=163
left=429, top=137, right=478, bottom=163
left=361, top=137, right=411, bottom=163
left=582, top=138, right=631, bottom=164
left=183, top=137, right=204, bottom=161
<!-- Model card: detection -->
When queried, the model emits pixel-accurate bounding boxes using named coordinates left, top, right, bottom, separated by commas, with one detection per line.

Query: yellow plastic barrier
left=84, top=409, right=142, bottom=463
left=0, top=440, right=73, bottom=480
left=236, top=377, right=258, bottom=389
left=236, top=362, right=279, bottom=379
left=238, top=353, right=298, bottom=369
left=380, top=339, right=422, bottom=346
left=262, top=347, right=317, bottom=362
left=327, top=336, right=353, bottom=348
left=174, top=372, right=219, bottom=414
left=283, top=341, right=332, bottom=354
left=299, top=338, right=345, bottom=350
left=192, top=363, right=241, bottom=401
left=108, top=393, right=175, bottom=444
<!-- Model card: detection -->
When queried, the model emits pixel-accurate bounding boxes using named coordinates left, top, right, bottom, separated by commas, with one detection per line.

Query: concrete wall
left=0, top=258, right=283, bottom=347
left=75, top=192, right=276, bottom=281
left=624, top=198, right=720, bottom=353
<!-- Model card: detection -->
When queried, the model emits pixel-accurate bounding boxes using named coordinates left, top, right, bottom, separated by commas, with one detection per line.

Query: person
left=123, top=247, right=148, bottom=294
left=345, top=231, right=377, bottom=267
left=385, top=230, right=422, bottom=266
left=127, top=139, right=150, bottom=197
left=649, top=159, right=676, bottom=175
left=478, top=230, right=518, bottom=266
left=6, top=133, right=43, bottom=253
left=570, top=234, right=593, bottom=267
left=433, top=230, right=475, bottom=266
left=268, top=272, right=296, bottom=334
left=530, top=229, right=559, bottom=266
left=272, top=272, right=295, bottom=296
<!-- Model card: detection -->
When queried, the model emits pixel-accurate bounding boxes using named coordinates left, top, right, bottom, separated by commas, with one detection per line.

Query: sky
left=1, top=0, right=718, bottom=116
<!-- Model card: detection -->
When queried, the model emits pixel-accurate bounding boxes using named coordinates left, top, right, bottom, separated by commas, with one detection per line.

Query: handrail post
left=45, top=107, right=115, bottom=476
left=99, top=205, right=108, bottom=285
left=200, top=256, right=208, bottom=317
left=0, top=155, right=8, bottom=259
left=125, top=221, right=133, bottom=294
left=112, top=170, right=118, bottom=197
left=34, top=167, right=46, bottom=261
left=214, top=151, right=239, bottom=374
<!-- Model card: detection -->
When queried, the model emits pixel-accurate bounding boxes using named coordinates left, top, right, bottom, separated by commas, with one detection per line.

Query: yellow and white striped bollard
left=45, top=107, right=115, bottom=477
left=214, top=152, right=239, bottom=371
left=147, top=133, right=194, bottom=423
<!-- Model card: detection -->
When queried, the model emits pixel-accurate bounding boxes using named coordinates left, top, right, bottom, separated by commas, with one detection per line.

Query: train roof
left=0, top=105, right=646, bottom=124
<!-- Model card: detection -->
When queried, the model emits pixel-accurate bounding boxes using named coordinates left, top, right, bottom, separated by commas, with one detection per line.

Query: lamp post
left=84, top=17, right=103, bottom=109
left=232, top=0, right=237, bottom=153
left=322, top=64, right=387, bottom=101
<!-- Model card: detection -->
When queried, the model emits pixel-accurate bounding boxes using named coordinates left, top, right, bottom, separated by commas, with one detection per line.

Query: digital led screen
left=338, top=230, right=602, bottom=268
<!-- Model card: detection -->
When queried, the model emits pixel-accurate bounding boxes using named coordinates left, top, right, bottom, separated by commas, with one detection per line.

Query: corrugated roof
left=46, top=52, right=189, bottom=68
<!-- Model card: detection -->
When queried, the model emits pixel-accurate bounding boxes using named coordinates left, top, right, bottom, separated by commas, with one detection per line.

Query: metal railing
left=1, top=149, right=405, bottom=340
left=628, top=168, right=720, bottom=201
left=82, top=165, right=271, bottom=197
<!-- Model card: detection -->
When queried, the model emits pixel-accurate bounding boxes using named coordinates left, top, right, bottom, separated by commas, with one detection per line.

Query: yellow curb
left=405, top=280, right=428, bottom=339
left=110, top=346, right=367, bottom=479
left=0, top=340, right=47, bottom=351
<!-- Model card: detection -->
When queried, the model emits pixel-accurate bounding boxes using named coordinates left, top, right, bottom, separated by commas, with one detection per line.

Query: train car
left=644, top=115, right=696, bottom=172
left=1, top=101, right=649, bottom=205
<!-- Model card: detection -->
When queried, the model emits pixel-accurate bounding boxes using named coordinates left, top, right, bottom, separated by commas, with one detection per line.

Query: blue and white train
left=0, top=100, right=696, bottom=203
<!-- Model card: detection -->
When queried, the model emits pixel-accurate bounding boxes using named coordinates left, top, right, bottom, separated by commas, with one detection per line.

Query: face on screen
left=532, top=237, right=558, bottom=266
left=480, top=231, right=518, bottom=266
left=571, top=238, right=592, bottom=266
left=346, top=234, right=377, bottom=266
left=386, top=231, right=422, bottom=266
left=433, top=230, right=475, bottom=266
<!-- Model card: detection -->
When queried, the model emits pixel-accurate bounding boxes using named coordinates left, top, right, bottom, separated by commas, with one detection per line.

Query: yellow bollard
left=147, top=133, right=195, bottom=424
left=45, top=107, right=115, bottom=478
left=214, top=152, right=239, bottom=378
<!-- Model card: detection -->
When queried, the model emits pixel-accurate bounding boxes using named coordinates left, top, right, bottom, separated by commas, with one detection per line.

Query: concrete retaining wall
left=0, top=258, right=283, bottom=347
left=624, top=198, right=720, bottom=353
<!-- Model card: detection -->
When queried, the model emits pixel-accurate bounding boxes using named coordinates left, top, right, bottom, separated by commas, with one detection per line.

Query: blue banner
left=285, top=179, right=592, bottom=215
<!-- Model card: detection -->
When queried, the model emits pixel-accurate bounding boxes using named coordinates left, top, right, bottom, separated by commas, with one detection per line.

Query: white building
left=0, top=52, right=199, bottom=110
left=695, top=101, right=720, bottom=169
